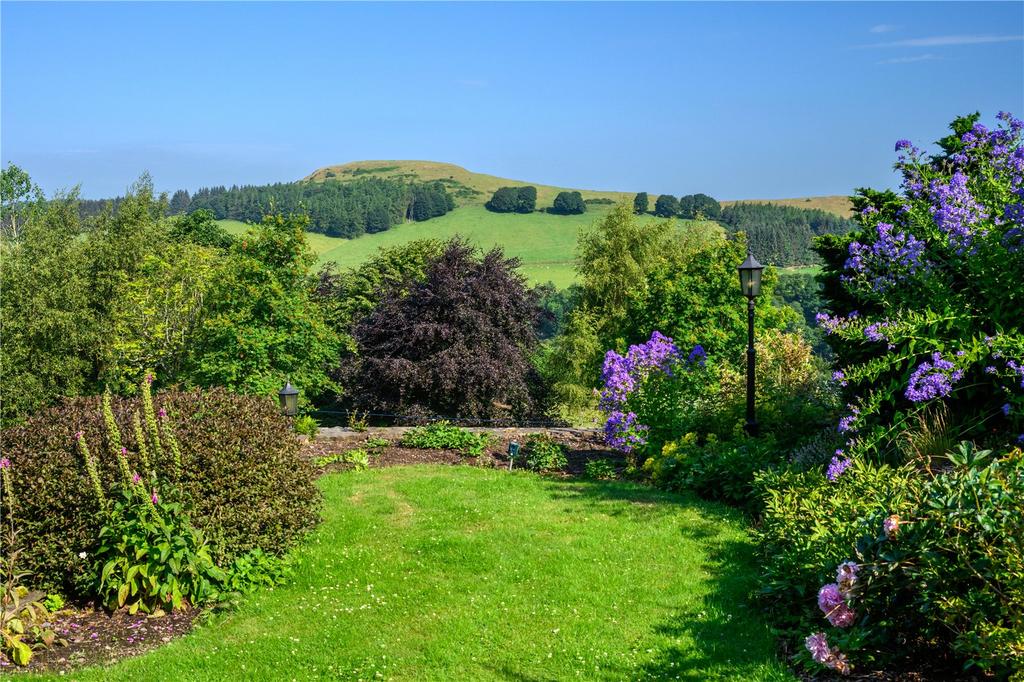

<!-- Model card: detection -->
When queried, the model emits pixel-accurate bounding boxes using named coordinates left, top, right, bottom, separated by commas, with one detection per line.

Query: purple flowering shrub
left=816, top=113, right=1024, bottom=467
left=761, top=113, right=1024, bottom=676
left=598, top=331, right=711, bottom=460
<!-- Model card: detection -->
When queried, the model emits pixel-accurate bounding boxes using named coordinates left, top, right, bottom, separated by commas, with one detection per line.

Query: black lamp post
left=278, top=380, right=299, bottom=417
left=738, top=251, right=764, bottom=436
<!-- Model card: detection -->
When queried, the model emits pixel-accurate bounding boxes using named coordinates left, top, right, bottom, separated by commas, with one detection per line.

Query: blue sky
left=2, top=2, right=1022, bottom=199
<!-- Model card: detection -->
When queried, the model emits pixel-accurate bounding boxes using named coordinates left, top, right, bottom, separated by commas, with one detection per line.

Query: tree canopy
left=551, top=191, right=586, bottom=215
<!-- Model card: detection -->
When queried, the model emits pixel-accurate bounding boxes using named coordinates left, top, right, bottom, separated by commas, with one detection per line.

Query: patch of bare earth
left=1, top=606, right=199, bottom=674
left=299, top=428, right=626, bottom=477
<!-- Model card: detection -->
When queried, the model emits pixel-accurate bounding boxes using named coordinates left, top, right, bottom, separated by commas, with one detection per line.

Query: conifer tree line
left=717, top=203, right=855, bottom=265
left=77, top=178, right=455, bottom=239
left=634, top=191, right=856, bottom=266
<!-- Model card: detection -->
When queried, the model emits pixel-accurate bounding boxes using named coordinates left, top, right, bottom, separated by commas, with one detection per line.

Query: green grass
left=45, top=466, right=793, bottom=681
left=221, top=206, right=692, bottom=289
left=779, top=265, right=823, bottom=277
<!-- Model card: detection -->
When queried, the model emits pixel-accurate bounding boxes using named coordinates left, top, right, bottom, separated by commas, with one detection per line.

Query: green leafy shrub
left=294, top=414, right=319, bottom=438
left=95, top=487, right=225, bottom=614
left=400, top=422, right=494, bottom=457
left=41, top=594, right=64, bottom=612
left=314, top=449, right=371, bottom=470
left=342, top=449, right=370, bottom=470
left=1, top=387, right=320, bottom=597
left=646, top=433, right=784, bottom=510
left=583, top=458, right=617, bottom=480
left=364, top=437, right=390, bottom=450
left=757, top=445, right=1024, bottom=677
left=222, top=549, right=291, bottom=596
left=523, top=434, right=568, bottom=472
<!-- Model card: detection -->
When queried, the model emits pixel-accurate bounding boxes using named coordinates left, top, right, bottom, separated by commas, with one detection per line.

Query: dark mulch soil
left=299, top=428, right=627, bottom=477
left=0, top=606, right=199, bottom=674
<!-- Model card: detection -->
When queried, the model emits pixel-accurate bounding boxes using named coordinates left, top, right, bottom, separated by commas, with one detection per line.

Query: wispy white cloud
left=877, top=53, right=940, bottom=65
left=869, top=24, right=898, bottom=34
left=866, top=34, right=1023, bottom=48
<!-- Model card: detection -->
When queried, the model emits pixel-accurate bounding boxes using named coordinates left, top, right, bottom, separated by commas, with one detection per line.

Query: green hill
left=303, top=160, right=853, bottom=216
left=221, top=206, right=684, bottom=289
left=217, top=160, right=853, bottom=288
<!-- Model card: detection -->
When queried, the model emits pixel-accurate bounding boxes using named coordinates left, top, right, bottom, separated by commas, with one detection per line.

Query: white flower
left=78, top=551, right=88, bottom=559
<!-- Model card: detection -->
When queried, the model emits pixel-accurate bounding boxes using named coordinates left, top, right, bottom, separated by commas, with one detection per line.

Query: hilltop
left=303, top=160, right=853, bottom=217
left=210, top=160, right=858, bottom=287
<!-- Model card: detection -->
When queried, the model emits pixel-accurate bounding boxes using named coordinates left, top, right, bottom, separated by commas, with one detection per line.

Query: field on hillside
left=223, top=206, right=689, bottom=289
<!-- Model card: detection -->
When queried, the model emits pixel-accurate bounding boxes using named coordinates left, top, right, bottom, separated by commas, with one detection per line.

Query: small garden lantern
left=507, top=440, right=520, bottom=471
left=738, top=251, right=764, bottom=436
left=278, top=380, right=299, bottom=417
left=738, top=251, right=764, bottom=298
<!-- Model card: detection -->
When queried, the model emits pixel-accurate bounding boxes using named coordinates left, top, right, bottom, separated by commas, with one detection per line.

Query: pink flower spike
left=151, top=490, right=159, bottom=505
left=75, top=431, right=84, bottom=440
left=132, top=472, right=141, bottom=485
left=120, top=447, right=128, bottom=457
left=0, top=457, right=10, bottom=469
left=145, top=374, right=154, bottom=385
left=158, top=408, right=167, bottom=419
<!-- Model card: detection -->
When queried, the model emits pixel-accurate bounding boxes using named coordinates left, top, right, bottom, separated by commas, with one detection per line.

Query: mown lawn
left=44, top=466, right=793, bottom=681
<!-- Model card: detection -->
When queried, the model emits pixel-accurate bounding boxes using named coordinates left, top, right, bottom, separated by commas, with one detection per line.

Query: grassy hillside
left=303, top=160, right=853, bottom=217
left=721, top=195, right=853, bottom=217
left=222, top=161, right=851, bottom=288
left=304, top=159, right=637, bottom=209
left=223, top=206, right=684, bottom=289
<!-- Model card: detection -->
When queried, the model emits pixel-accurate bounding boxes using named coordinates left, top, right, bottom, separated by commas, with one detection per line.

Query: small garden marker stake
left=507, top=441, right=520, bottom=471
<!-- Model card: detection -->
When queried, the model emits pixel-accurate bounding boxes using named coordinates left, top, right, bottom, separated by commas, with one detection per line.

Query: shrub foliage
left=0, top=388, right=320, bottom=596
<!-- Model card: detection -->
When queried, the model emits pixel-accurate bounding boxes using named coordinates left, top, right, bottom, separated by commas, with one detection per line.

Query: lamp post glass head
left=738, top=252, right=764, bottom=299
left=278, top=381, right=299, bottom=417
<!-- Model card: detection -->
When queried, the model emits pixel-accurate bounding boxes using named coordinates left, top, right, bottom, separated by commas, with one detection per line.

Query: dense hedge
left=1, top=388, right=320, bottom=596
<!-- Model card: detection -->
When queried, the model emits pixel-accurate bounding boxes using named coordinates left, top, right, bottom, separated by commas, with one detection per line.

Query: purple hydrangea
left=1003, top=403, right=1012, bottom=416
left=905, top=352, right=964, bottom=403
left=817, top=583, right=856, bottom=628
left=827, top=454, right=853, bottom=481
left=836, top=561, right=859, bottom=596
left=805, top=632, right=831, bottom=664
left=687, top=344, right=707, bottom=367
left=832, top=370, right=848, bottom=387
left=929, top=171, right=990, bottom=255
